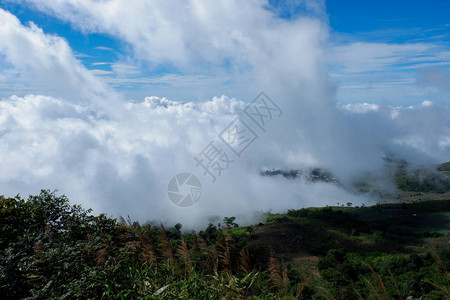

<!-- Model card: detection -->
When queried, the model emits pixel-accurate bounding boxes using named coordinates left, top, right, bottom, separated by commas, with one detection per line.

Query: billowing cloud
left=0, top=3, right=449, bottom=229
left=11, top=0, right=328, bottom=99
left=1, top=92, right=449, bottom=228
left=0, top=8, right=114, bottom=102
left=16, top=0, right=325, bottom=69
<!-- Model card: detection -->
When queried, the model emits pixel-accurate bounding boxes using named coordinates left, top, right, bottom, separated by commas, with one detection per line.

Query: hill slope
left=1, top=190, right=449, bottom=299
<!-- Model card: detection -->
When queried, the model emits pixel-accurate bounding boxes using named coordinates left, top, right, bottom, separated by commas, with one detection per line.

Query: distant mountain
left=260, top=160, right=450, bottom=195
left=260, top=167, right=338, bottom=184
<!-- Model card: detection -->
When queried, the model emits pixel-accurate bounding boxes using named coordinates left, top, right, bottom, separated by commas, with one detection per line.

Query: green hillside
left=438, top=162, right=450, bottom=172
left=438, top=162, right=450, bottom=178
left=1, top=190, right=449, bottom=299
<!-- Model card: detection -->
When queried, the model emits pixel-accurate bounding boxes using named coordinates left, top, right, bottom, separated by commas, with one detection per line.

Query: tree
left=223, top=216, right=238, bottom=228
left=246, top=226, right=254, bottom=236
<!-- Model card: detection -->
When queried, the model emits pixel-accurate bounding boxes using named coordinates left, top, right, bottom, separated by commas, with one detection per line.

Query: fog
left=0, top=1, right=449, bottom=228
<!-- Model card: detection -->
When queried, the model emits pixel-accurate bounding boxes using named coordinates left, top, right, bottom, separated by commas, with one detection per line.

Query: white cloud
left=1, top=92, right=449, bottom=228
left=91, top=62, right=112, bottom=66
left=328, top=41, right=450, bottom=104
left=417, top=67, right=450, bottom=93
left=94, top=46, right=114, bottom=51
left=330, top=42, right=432, bottom=73
left=16, top=0, right=327, bottom=76
left=338, top=103, right=380, bottom=113
left=110, top=63, right=141, bottom=76
left=90, top=69, right=113, bottom=76
left=9, top=1, right=450, bottom=106
left=0, top=2, right=449, bottom=228
left=11, top=0, right=330, bottom=102
left=0, top=8, right=116, bottom=105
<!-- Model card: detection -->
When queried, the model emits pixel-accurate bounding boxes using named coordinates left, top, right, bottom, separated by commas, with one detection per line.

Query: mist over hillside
left=0, top=1, right=449, bottom=229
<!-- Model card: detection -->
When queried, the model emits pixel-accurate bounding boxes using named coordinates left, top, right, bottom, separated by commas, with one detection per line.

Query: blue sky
left=325, top=0, right=450, bottom=105
left=1, top=2, right=121, bottom=71
left=327, top=0, right=450, bottom=36
left=1, top=0, right=449, bottom=104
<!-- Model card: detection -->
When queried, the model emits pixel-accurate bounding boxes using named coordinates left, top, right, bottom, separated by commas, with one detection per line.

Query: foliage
left=0, top=190, right=448, bottom=299
left=437, top=162, right=450, bottom=172
left=223, top=216, right=239, bottom=228
left=395, top=168, right=450, bottom=193
left=287, top=206, right=365, bottom=232
left=317, top=248, right=450, bottom=300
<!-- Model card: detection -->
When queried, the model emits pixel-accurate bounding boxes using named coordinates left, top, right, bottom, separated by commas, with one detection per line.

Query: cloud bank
left=0, top=2, right=449, bottom=228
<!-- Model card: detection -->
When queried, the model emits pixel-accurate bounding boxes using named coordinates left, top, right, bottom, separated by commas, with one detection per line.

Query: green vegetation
left=438, top=162, right=450, bottom=178
left=393, top=162, right=450, bottom=193
left=1, top=190, right=449, bottom=299
left=437, top=162, right=450, bottom=172
left=395, top=169, right=450, bottom=193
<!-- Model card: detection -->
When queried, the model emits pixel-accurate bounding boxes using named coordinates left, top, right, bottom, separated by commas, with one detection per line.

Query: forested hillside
left=1, top=190, right=449, bottom=299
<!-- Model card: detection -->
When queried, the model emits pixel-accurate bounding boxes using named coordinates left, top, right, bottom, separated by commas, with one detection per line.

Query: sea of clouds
left=0, top=1, right=449, bottom=228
